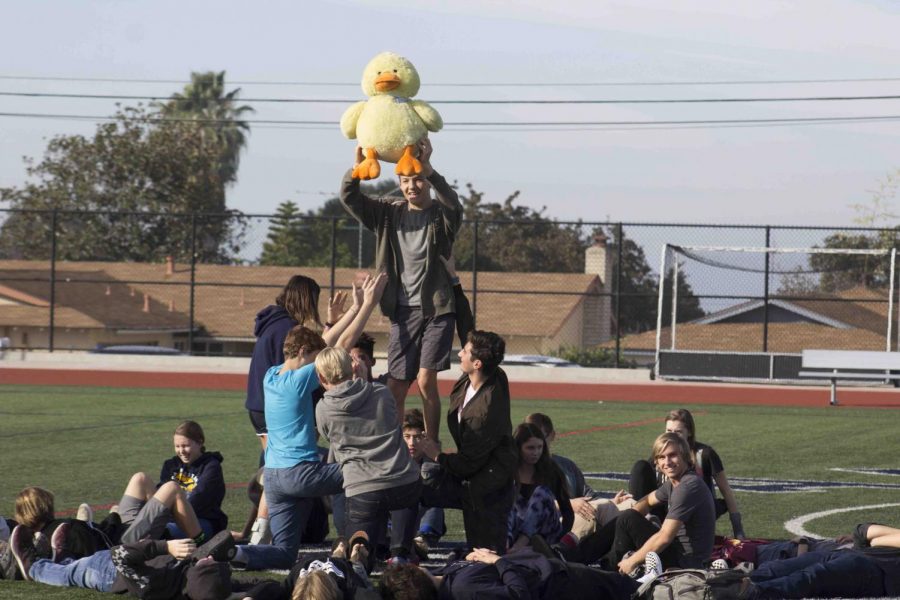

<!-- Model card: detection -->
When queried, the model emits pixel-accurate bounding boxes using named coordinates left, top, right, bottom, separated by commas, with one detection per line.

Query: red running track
left=4, top=367, right=900, bottom=407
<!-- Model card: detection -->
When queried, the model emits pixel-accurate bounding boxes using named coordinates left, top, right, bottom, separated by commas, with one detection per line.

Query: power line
left=3, top=74, right=900, bottom=87
left=2, top=110, right=900, bottom=128
left=3, top=90, right=900, bottom=105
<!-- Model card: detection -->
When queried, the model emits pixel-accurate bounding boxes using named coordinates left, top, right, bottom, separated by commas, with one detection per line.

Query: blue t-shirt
left=263, top=363, right=321, bottom=468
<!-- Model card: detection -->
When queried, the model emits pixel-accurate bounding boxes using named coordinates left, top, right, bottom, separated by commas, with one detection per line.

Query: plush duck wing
left=410, top=100, right=443, bottom=132
left=340, top=101, right=367, bottom=139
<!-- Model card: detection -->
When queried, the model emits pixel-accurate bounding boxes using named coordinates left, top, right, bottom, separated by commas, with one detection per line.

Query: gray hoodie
left=316, top=378, right=419, bottom=497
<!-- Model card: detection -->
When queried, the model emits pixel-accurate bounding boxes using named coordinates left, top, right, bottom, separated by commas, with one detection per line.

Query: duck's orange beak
left=375, top=72, right=401, bottom=92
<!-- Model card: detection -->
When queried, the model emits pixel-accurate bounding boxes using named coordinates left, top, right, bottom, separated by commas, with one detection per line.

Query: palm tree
left=158, top=71, right=254, bottom=185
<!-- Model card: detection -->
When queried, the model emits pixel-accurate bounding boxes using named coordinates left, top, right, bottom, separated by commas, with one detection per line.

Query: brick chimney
left=583, top=232, right=614, bottom=345
left=143, top=293, right=150, bottom=313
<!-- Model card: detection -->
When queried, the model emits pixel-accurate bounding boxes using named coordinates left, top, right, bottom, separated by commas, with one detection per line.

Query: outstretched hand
left=417, top=137, right=434, bottom=177
left=362, top=272, right=388, bottom=306
left=328, top=291, right=349, bottom=325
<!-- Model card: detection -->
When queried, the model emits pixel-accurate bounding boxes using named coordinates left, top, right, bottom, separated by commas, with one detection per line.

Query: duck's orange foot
left=395, top=145, right=422, bottom=177
left=353, top=148, right=381, bottom=180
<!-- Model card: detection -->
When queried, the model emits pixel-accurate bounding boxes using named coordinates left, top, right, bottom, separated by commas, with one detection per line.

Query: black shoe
left=10, top=526, right=36, bottom=581
left=191, top=530, right=236, bottom=563
left=51, top=521, right=72, bottom=563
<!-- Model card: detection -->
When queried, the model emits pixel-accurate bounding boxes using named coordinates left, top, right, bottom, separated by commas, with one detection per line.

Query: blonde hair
left=651, top=432, right=694, bottom=469
left=315, top=347, right=353, bottom=385
left=292, top=570, right=342, bottom=600
left=15, top=486, right=55, bottom=530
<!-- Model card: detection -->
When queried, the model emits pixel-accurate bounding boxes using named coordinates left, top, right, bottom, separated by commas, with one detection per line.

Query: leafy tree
left=0, top=106, right=244, bottom=263
left=808, top=230, right=900, bottom=291
left=156, top=71, right=254, bottom=186
left=259, top=201, right=307, bottom=266
left=259, top=180, right=397, bottom=267
left=605, top=228, right=704, bottom=334
left=453, top=184, right=587, bottom=272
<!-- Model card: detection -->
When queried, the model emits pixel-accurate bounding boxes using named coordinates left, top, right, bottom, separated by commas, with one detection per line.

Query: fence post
left=614, top=223, right=623, bottom=368
left=472, top=219, right=479, bottom=328
left=330, top=217, right=337, bottom=297
left=188, top=214, right=197, bottom=356
left=763, top=226, right=771, bottom=353
left=48, top=209, right=58, bottom=353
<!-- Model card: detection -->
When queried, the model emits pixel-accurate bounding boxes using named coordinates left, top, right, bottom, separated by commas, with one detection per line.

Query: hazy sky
left=2, top=0, right=900, bottom=226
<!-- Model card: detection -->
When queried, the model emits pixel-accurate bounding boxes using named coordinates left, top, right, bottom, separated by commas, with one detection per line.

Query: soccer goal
left=654, top=244, right=897, bottom=381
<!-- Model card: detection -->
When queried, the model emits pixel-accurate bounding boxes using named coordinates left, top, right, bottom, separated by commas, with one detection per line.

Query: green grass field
left=3, top=383, right=900, bottom=598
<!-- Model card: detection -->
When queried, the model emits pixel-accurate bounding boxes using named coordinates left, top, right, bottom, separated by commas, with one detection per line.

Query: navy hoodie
left=245, top=305, right=297, bottom=413
left=158, top=451, right=228, bottom=533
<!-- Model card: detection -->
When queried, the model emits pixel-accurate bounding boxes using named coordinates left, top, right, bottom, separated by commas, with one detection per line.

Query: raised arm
left=417, top=138, right=463, bottom=237
left=340, top=148, right=389, bottom=230
left=336, top=272, right=388, bottom=350
left=321, top=282, right=362, bottom=348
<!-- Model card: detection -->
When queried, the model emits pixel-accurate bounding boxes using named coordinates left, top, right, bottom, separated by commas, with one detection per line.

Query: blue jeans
left=166, top=518, right=215, bottom=540
left=752, top=550, right=884, bottom=599
left=238, top=461, right=343, bottom=570
left=30, top=550, right=117, bottom=592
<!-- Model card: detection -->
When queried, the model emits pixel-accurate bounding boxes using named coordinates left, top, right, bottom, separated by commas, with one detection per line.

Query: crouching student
left=392, top=409, right=446, bottom=558
left=414, top=330, right=518, bottom=554
left=315, top=347, right=422, bottom=570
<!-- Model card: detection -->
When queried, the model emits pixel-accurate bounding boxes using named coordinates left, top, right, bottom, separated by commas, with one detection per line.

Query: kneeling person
left=315, top=347, right=422, bottom=569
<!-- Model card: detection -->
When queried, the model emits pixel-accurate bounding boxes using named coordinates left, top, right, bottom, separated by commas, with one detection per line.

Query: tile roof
left=0, top=260, right=601, bottom=340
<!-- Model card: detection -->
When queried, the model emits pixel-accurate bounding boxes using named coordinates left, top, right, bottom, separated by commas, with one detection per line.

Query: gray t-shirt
left=655, top=471, right=716, bottom=568
left=394, top=206, right=432, bottom=306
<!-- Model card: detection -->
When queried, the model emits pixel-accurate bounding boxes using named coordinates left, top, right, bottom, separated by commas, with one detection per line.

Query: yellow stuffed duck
left=340, top=51, right=443, bottom=180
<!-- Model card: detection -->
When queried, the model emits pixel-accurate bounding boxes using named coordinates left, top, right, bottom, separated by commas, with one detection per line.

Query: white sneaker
left=644, top=551, right=663, bottom=579
left=249, top=518, right=271, bottom=545
left=76, top=503, right=94, bottom=523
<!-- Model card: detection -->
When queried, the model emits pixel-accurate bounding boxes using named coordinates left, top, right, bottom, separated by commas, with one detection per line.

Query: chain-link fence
left=1, top=208, right=898, bottom=378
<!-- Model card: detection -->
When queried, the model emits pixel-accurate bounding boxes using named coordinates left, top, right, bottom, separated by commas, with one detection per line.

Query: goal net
left=654, top=244, right=897, bottom=381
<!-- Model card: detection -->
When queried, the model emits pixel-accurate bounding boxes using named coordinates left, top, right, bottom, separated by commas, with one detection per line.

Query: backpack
left=635, top=568, right=746, bottom=600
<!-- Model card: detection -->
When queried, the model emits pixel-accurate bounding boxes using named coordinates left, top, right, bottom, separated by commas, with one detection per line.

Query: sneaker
left=76, top=503, right=94, bottom=523
left=0, top=541, right=17, bottom=580
left=51, top=522, right=72, bottom=563
left=191, top=530, right=236, bottom=563
left=711, top=558, right=730, bottom=570
left=248, top=518, right=271, bottom=545
left=644, top=551, right=663, bottom=579
left=10, top=526, right=36, bottom=581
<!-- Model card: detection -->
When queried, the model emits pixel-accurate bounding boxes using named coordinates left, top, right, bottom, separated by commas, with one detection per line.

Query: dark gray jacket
left=339, top=169, right=463, bottom=319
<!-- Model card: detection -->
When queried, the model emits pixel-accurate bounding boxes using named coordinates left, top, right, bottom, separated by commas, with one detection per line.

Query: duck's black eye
left=377, top=71, right=381, bottom=75
left=393, top=69, right=398, bottom=73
